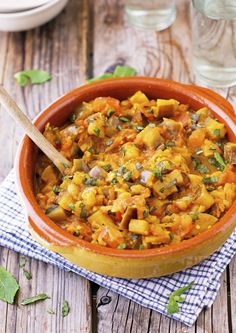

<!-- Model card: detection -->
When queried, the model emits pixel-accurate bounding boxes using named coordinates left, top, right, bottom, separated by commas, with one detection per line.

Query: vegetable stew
left=35, top=91, right=236, bottom=249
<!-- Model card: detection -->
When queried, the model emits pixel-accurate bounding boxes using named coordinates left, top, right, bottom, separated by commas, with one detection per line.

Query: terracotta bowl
left=15, top=77, right=236, bottom=278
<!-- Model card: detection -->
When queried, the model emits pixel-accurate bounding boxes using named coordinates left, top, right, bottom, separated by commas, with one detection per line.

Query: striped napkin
left=0, top=170, right=235, bottom=327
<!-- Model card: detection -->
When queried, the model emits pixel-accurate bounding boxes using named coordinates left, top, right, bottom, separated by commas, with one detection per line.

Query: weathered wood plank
left=0, top=1, right=93, bottom=332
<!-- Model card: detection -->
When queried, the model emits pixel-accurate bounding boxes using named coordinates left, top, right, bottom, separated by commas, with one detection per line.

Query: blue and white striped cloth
left=0, top=170, right=235, bottom=327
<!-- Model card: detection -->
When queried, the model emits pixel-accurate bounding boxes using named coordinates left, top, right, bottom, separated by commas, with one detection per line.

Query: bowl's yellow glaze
left=16, top=77, right=236, bottom=278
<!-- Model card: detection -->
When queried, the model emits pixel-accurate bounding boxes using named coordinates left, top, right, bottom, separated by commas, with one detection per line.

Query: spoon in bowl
left=0, top=86, right=71, bottom=175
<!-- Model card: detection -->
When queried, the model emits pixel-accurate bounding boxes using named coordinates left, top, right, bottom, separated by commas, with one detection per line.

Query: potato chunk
left=135, top=125, right=163, bottom=149
left=156, top=99, right=179, bottom=118
left=129, top=91, right=149, bottom=104
left=129, top=219, right=149, bottom=235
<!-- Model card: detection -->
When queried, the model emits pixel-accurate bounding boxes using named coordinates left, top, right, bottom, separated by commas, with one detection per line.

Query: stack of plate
left=0, top=0, right=68, bottom=31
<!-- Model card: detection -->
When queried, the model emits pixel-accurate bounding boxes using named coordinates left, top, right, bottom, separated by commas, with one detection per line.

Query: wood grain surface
left=0, top=0, right=235, bottom=332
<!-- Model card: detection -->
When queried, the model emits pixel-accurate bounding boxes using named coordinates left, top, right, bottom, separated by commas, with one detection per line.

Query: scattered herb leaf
left=143, top=210, right=149, bottom=218
left=47, top=308, right=55, bottom=314
left=80, top=203, right=87, bottom=218
left=111, top=177, right=118, bottom=184
left=166, top=281, right=194, bottom=314
left=23, top=269, right=32, bottom=280
left=15, top=70, right=51, bottom=87
left=135, top=162, right=143, bottom=170
left=83, top=177, right=98, bottom=186
left=123, top=171, right=132, bottom=181
left=21, top=293, right=50, bottom=306
left=102, top=164, right=112, bottom=172
left=153, top=169, right=163, bottom=182
left=0, top=266, right=19, bottom=304
left=52, top=185, right=60, bottom=194
left=169, top=232, right=174, bottom=241
left=61, top=300, right=70, bottom=317
left=87, top=65, right=136, bottom=83
left=73, top=230, right=80, bottom=237
left=19, top=256, right=26, bottom=269
left=192, top=212, right=199, bottom=221
left=136, top=126, right=144, bottom=132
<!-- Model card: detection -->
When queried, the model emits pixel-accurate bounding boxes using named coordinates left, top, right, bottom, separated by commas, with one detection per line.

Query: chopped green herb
left=136, top=126, right=144, bottom=132
left=123, top=171, right=132, bottom=181
left=153, top=169, right=163, bottom=182
left=14, top=70, right=51, bottom=87
left=93, top=127, right=100, bottom=136
left=83, top=177, right=98, bottom=186
left=70, top=113, right=77, bottom=122
left=203, top=176, right=219, bottom=184
left=169, top=232, right=174, bottom=241
left=80, top=203, right=87, bottom=218
left=135, top=162, right=143, bottom=170
left=106, top=108, right=114, bottom=118
left=139, top=244, right=145, bottom=250
left=197, top=164, right=209, bottom=174
left=213, top=129, right=221, bottom=137
left=102, top=164, right=112, bottom=172
left=191, top=156, right=209, bottom=174
left=61, top=300, right=70, bottom=317
left=47, top=308, right=55, bottom=315
left=23, top=269, right=32, bottom=280
left=63, top=175, right=73, bottom=180
left=160, top=178, right=177, bottom=193
left=143, top=210, right=149, bottom=218
left=117, top=125, right=122, bottom=131
left=214, top=152, right=226, bottom=170
left=119, top=116, right=130, bottom=123
left=192, top=212, right=199, bottom=221
left=45, top=205, right=58, bottom=215
left=0, top=266, right=20, bottom=304
left=52, top=185, right=60, bottom=194
left=118, top=165, right=127, bottom=175
left=166, top=281, right=194, bottom=314
left=73, top=230, right=80, bottom=236
left=68, top=203, right=76, bottom=211
left=63, top=163, right=69, bottom=169
left=87, top=147, right=94, bottom=154
left=21, top=293, right=50, bottom=306
left=19, top=256, right=26, bottom=269
left=166, top=141, right=175, bottom=148
left=117, top=243, right=126, bottom=249
left=111, top=178, right=118, bottom=184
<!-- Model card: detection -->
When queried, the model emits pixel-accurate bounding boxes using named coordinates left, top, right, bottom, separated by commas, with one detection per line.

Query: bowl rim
left=15, top=76, right=236, bottom=259
left=0, top=0, right=65, bottom=18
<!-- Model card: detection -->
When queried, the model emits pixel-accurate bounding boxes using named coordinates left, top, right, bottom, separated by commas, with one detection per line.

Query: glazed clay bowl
left=15, top=77, right=236, bottom=278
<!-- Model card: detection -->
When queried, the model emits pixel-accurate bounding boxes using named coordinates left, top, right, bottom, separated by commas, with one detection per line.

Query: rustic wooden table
left=0, top=1, right=235, bottom=332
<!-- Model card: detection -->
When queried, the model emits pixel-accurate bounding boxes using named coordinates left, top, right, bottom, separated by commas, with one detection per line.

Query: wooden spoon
left=0, top=86, right=71, bottom=174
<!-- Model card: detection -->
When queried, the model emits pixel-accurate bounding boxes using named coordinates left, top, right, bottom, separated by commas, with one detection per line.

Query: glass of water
left=125, top=0, right=176, bottom=31
left=192, top=0, right=236, bottom=87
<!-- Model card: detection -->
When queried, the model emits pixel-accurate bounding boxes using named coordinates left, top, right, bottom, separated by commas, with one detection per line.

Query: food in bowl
left=35, top=90, right=236, bottom=250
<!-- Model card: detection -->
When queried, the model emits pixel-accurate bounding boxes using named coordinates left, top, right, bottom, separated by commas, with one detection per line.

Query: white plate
left=0, top=0, right=52, bottom=13
left=0, top=0, right=68, bottom=31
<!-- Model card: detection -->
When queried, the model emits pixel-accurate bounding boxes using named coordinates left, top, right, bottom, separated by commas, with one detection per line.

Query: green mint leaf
left=113, top=65, right=136, bottom=77
left=166, top=281, right=194, bottom=314
left=87, top=73, right=114, bottom=83
left=23, top=269, right=32, bottom=280
left=213, top=152, right=226, bottom=170
left=119, top=116, right=130, bottom=123
left=21, top=293, right=50, bottom=305
left=47, top=308, right=55, bottom=314
left=14, top=70, right=51, bottom=87
left=213, top=129, right=221, bottom=137
left=166, top=298, right=179, bottom=314
left=0, top=266, right=20, bottom=304
left=61, top=300, right=70, bottom=317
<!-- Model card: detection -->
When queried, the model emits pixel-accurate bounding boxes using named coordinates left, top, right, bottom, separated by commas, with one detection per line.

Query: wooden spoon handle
left=0, top=86, right=71, bottom=174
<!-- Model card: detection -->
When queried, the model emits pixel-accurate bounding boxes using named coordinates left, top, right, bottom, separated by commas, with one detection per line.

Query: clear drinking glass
left=192, top=0, right=236, bottom=87
left=125, top=0, right=176, bottom=31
